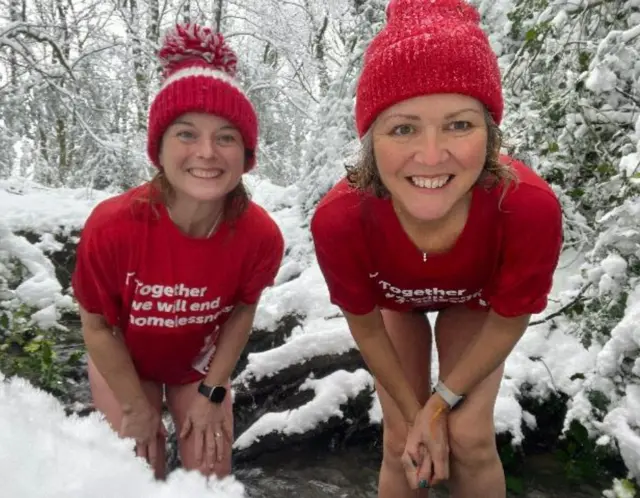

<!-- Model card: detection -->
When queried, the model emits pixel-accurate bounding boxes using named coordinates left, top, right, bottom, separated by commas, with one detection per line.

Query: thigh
left=87, top=357, right=165, bottom=432
left=166, top=380, right=234, bottom=477
left=434, top=306, right=503, bottom=445
left=87, top=357, right=166, bottom=477
left=376, top=309, right=433, bottom=451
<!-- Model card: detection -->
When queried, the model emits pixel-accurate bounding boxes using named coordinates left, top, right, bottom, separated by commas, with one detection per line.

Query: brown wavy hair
left=141, top=169, right=250, bottom=222
left=346, top=108, right=517, bottom=198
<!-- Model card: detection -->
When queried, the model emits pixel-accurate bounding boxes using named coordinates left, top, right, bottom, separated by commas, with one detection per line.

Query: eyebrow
left=381, top=113, right=421, bottom=124
left=382, top=108, right=483, bottom=123
left=444, top=108, right=483, bottom=119
left=171, top=120, right=237, bottom=131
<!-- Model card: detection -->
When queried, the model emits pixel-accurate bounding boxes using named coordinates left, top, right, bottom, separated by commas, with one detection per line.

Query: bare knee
left=448, top=418, right=498, bottom=470
left=382, top=422, right=408, bottom=472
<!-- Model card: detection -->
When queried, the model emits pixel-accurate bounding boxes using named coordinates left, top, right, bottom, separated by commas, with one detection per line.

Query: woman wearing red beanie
left=72, top=24, right=284, bottom=479
left=311, top=0, right=562, bottom=496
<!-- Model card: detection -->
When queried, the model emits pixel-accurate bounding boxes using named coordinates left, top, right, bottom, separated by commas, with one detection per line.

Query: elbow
left=78, top=306, right=120, bottom=344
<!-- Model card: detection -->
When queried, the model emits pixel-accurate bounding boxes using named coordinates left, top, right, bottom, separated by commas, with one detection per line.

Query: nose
left=413, top=127, right=448, bottom=166
left=195, top=137, right=217, bottom=159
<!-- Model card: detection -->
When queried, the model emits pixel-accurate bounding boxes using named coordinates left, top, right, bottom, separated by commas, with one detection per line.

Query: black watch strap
left=198, top=382, right=227, bottom=404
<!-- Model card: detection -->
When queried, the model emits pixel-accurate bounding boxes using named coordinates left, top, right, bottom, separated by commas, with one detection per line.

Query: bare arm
left=79, top=305, right=147, bottom=413
left=344, top=309, right=422, bottom=424
left=202, top=302, right=258, bottom=386
left=440, top=310, right=530, bottom=397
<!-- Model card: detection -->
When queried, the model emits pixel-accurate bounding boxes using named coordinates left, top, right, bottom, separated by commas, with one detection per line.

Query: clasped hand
left=401, top=398, right=450, bottom=489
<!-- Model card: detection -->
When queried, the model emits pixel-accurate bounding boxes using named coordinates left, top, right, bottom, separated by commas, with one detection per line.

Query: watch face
left=210, top=386, right=226, bottom=403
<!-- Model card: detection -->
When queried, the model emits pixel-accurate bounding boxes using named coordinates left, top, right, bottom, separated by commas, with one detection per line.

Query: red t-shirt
left=311, top=158, right=563, bottom=318
left=72, top=184, right=284, bottom=384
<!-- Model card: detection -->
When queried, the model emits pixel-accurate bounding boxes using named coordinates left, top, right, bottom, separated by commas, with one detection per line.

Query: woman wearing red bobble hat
left=311, top=0, right=563, bottom=496
left=72, top=24, right=284, bottom=479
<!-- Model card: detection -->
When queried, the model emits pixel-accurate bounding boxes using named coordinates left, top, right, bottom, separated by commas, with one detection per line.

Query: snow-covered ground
left=0, top=174, right=638, bottom=495
left=0, top=374, right=247, bottom=498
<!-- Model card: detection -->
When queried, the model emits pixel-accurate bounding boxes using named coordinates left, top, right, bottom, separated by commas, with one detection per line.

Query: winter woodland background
left=1, top=0, right=639, bottom=496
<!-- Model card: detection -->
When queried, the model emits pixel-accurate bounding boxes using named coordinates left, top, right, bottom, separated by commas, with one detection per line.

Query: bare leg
left=87, top=358, right=166, bottom=479
left=434, top=306, right=506, bottom=498
left=376, top=309, right=433, bottom=498
left=166, top=380, right=233, bottom=477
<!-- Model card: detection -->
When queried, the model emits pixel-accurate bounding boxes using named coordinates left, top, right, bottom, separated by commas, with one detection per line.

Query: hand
left=119, top=400, right=168, bottom=470
left=180, top=394, right=232, bottom=471
left=402, top=396, right=450, bottom=489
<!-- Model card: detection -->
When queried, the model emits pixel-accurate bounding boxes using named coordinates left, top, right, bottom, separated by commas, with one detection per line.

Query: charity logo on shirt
left=125, top=272, right=234, bottom=374
left=126, top=272, right=234, bottom=328
left=369, top=272, right=488, bottom=307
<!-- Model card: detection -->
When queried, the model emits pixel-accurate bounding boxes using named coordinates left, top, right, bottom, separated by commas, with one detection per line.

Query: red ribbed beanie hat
left=147, top=24, right=258, bottom=170
left=355, top=0, right=503, bottom=137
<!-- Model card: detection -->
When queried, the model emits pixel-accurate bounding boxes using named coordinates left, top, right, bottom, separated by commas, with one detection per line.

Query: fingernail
left=419, top=480, right=430, bottom=489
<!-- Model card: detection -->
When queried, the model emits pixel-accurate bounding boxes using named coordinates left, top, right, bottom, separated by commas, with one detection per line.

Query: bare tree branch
left=529, top=282, right=593, bottom=326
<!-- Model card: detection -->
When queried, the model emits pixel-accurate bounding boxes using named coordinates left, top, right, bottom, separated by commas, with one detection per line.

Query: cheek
left=373, top=141, right=406, bottom=176
left=222, top=146, right=247, bottom=173
left=456, top=135, right=488, bottom=171
left=158, top=142, right=183, bottom=169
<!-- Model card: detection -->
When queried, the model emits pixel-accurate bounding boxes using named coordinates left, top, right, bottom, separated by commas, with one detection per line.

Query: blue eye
left=391, top=124, right=415, bottom=136
left=217, top=134, right=237, bottom=145
left=177, top=130, right=196, bottom=140
left=447, top=121, right=472, bottom=131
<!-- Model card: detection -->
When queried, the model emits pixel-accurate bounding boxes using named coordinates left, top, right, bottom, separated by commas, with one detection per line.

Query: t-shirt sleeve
left=310, top=206, right=377, bottom=315
left=71, top=212, right=122, bottom=326
left=488, top=188, right=563, bottom=318
left=239, top=220, right=285, bottom=305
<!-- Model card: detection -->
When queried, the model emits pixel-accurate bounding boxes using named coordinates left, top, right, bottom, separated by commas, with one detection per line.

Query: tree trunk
left=213, top=0, right=224, bottom=32
left=182, top=0, right=191, bottom=24
left=304, top=1, right=330, bottom=96
left=128, top=0, right=148, bottom=131
left=54, top=0, right=72, bottom=182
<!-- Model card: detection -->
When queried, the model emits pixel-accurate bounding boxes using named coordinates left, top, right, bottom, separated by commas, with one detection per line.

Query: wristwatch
left=433, top=380, right=465, bottom=410
left=197, top=382, right=227, bottom=404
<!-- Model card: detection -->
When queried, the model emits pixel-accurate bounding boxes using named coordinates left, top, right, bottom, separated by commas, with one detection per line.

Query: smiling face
left=158, top=112, right=246, bottom=204
left=371, top=93, right=488, bottom=224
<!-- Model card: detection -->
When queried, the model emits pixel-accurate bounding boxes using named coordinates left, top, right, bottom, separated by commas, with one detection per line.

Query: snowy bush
left=478, top=0, right=640, bottom=486
left=0, top=220, right=82, bottom=396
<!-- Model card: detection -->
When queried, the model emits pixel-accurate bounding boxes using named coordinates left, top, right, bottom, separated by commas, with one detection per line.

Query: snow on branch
left=0, top=23, right=75, bottom=79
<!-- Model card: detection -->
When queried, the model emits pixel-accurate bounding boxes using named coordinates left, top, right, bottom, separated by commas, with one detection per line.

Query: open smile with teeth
left=188, top=168, right=223, bottom=179
left=409, top=175, right=453, bottom=189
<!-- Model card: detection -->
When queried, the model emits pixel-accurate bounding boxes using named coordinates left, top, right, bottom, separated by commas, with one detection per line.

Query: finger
left=179, top=418, right=192, bottom=440
left=148, top=436, right=159, bottom=469
left=205, top=429, right=217, bottom=470
left=427, top=437, right=449, bottom=485
left=215, top=427, right=225, bottom=463
left=222, top=417, right=233, bottom=445
left=401, top=435, right=424, bottom=490
left=194, top=428, right=205, bottom=466
left=401, top=449, right=420, bottom=489
left=135, top=441, right=148, bottom=463
left=417, top=448, right=433, bottom=489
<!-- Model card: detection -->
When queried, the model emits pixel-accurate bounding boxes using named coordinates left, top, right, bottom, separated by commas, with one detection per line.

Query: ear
left=244, top=148, right=255, bottom=171
left=157, top=135, right=168, bottom=167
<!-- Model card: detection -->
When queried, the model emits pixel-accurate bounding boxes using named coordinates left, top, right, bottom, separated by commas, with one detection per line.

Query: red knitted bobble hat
left=147, top=24, right=258, bottom=170
left=355, top=0, right=503, bottom=137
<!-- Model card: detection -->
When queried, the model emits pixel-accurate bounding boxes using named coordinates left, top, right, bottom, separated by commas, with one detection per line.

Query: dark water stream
left=234, top=445, right=605, bottom=498
left=56, top=342, right=607, bottom=498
